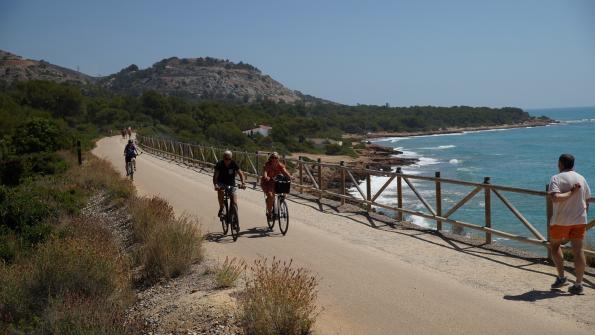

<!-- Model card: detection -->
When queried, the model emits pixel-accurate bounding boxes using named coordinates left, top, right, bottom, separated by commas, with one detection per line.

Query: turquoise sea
left=361, top=107, right=595, bottom=254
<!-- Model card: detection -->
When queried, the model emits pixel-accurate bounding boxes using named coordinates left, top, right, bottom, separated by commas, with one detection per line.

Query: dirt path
left=94, top=136, right=593, bottom=335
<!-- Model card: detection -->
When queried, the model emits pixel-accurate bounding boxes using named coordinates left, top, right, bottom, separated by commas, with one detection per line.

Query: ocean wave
left=449, top=159, right=461, bottom=164
left=415, top=157, right=440, bottom=166
left=420, top=145, right=456, bottom=150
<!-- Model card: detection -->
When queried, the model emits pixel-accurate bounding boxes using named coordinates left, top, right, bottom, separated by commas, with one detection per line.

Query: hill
left=0, top=50, right=94, bottom=86
left=0, top=50, right=328, bottom=104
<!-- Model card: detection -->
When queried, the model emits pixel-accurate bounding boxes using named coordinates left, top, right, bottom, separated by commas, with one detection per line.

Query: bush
left=0, top=217, right=132, bottom=328
left=214, top=257, right=246, bottom=288
left=12, top=118, right=67, bottom=154
left=240, top=258, right=318, bottom=335
left=129, top=196, right=203, bottom=283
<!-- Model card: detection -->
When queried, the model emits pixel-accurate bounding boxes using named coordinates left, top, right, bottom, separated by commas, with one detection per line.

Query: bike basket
left=275, top=180, right=291, bottom=194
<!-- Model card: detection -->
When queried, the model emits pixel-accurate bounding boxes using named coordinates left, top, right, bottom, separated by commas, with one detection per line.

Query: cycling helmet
left=128, top=139, right=133, bottom=144
left=269, top=152, right=279, bottom=160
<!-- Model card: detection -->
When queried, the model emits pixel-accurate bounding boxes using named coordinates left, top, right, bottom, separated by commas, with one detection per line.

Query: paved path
left=95, top=136, right=594, bottom=335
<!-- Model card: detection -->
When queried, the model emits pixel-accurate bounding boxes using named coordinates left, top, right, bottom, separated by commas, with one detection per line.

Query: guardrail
left=136, top=135, right=594, bottom=257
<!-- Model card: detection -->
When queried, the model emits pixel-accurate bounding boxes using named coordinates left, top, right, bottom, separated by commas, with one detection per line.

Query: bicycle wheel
left=266, top=202, right=275, bottom=230
left=127, top=162, right=134, bottom=180
left=277, top=198, right=289, bottom=235
left=221, top=202, right=229, bottom=235
left=230, top=204, right=240, bottom=241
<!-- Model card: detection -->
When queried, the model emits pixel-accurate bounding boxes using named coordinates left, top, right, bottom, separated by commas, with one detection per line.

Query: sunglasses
left=224, top=157, right=231, bottom=161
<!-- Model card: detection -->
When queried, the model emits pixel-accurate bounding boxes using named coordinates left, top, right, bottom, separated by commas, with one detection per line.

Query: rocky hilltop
left=0, top=50, right=327, bottom=104
left=100, top=56, right=301, bottom=103
left=0, top=50, right=94, bottom=85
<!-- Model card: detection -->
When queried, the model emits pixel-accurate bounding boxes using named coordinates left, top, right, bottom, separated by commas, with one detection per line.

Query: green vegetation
left=2, top=80, right=538, bottom=158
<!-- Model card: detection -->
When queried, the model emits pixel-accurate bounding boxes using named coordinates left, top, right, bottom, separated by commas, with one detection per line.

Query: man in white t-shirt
left=548, top=154, right=591, bottom=295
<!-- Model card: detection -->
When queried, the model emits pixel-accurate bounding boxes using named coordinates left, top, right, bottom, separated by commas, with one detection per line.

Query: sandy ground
left=94, top=136, right=594, bottom=335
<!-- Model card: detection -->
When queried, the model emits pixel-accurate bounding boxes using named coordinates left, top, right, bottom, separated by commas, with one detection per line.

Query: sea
left=354, top=106, right=595, bottom=255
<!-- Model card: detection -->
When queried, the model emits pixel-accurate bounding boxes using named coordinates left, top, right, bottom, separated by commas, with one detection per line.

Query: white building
left=242, top=125, right=272, bottom=137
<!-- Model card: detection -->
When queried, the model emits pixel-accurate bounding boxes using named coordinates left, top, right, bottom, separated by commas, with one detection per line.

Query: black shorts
left=125, top=155, right=135, bottom=163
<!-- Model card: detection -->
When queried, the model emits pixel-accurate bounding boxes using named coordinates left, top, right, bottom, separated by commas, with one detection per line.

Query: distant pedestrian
left=548, top=154, right=590, bottom=294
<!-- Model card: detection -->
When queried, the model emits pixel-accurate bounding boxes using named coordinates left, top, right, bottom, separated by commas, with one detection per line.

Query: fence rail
left=136, top=135, right=595, bottom=257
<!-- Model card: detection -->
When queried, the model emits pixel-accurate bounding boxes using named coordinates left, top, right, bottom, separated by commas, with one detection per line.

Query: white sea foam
left=420, top=145, right=456, bottom=150
left=449, top=159, right=461, bottom=164
left=415, top=157, right=440, bottom=166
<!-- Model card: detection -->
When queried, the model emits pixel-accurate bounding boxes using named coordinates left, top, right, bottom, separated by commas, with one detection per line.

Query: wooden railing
left=136, top=135, right=595, bottom=257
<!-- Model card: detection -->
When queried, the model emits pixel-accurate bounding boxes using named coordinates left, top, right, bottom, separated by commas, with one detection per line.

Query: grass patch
left=129, top=196, right=204, bottom=283
left=214, top=257, right=246, bottom=288
left=240, top=258, right=319, bottom=335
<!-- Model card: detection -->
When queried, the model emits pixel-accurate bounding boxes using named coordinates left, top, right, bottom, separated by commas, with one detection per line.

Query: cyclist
left=214, top=150, right=246, bottom=217
left=261, top=152, right=292, bottom=218
left=123, top=139, right=139, bottom=175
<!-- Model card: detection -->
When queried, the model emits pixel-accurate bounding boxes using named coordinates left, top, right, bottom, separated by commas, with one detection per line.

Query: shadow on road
left=204, top=227, right=283, bottom=243
left=503, top=289, right=572, bottom=302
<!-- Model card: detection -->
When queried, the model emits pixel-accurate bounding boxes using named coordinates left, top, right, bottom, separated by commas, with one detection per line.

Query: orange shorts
left=549, top=224, right=586, bottom=240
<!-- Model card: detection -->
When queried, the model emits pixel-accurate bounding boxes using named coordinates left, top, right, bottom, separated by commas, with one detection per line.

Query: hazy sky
left=1, top=0, right=594, bottom=108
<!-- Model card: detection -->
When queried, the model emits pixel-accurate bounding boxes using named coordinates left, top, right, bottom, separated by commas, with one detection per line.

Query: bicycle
left=125, top=153, right=140, bottom=181
left=219, top=185, right=245, bottom=241
left=266, top=175, right=290, bottom=235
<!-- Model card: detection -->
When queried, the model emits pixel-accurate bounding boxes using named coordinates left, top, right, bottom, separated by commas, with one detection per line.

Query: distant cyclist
left=213, top=150, right=246, bottom=217
left=127, top=126, right=133, bottom=139
left=123, top=139, right=139, bottom=175
left=261, top=152, right=291, bottom=218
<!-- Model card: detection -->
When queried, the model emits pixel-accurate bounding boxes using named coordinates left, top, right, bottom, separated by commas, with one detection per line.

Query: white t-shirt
left=548, top=171, right=591, bottom=226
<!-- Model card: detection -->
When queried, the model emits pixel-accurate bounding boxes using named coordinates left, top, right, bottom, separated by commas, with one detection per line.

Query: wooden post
left=484, top=177, right=492, bottom=244
left=396, top=167, right=403, bottom=221
left=255, top=151, right=260, bottom=177
left=317, top=158, right=323, bottom=199
left=340, top=161, right=346, bottom=205
left=546, top=184, right=553, bottom=259
left=299, top=156, right=303, bottom=194
left=366, top=165, right=372, bottom=212
left=179, top=143, right=184, bottom=163
left=435, top=171, right=442, bottom=231
left=76, top=140, right=82, bottom=166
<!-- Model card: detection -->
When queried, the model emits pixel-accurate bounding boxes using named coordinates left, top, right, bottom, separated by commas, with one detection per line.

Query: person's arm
left=550, top=184, right=580, bottom=203
left=237, top=169, right=246, bottom=188
left=213, top=169, right=220, bottom=190
left=263, top=165, right=270, bottom=181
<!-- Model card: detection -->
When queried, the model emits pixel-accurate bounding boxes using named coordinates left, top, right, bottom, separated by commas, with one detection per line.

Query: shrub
left=214, top=257, right=246, bottom=288
left=41, top=294, right=134, bottom=335
left=12, top=118, right=67, bottom=154
left=240, top=258, right=318, bottom=335
left=0, top=218, right=132, bottom=325
left=129, top=196, right=203, bottom=283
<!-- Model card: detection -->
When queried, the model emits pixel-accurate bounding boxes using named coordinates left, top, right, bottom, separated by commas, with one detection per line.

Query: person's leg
left=570, top=238, right=585, bottom=285
left=217, top=189, right=224, bottom=210
left=266, top=191, right=274, bottom=213
left=549, top=239, right=565, bottom=278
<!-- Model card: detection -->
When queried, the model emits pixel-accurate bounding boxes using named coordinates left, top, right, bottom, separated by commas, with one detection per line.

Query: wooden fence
left=136, top=135, right=595, bottom=257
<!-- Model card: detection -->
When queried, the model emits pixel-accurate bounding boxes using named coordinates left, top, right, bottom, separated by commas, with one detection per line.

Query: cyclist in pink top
left=261, top=152, right=291, bottom=218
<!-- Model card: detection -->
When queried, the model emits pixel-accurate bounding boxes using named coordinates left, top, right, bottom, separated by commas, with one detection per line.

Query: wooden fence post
left=299, top=156, right=303, bottom=194
left=340, top=161, right=346, bottom=205
left=76, top=140, right=82, bottom=166
left=484, top=177, right=492, bottom=244
left=366, top=165, right=372, bottom=212
left=435, top=171, right=442, bottom=231
left=396, top=167, right=403, bottom=221
left=317, top=158, right=323, bottom=199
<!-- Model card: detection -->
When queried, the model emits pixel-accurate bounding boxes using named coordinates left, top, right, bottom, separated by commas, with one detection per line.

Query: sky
left=1, top=0, right=594, bottom=109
